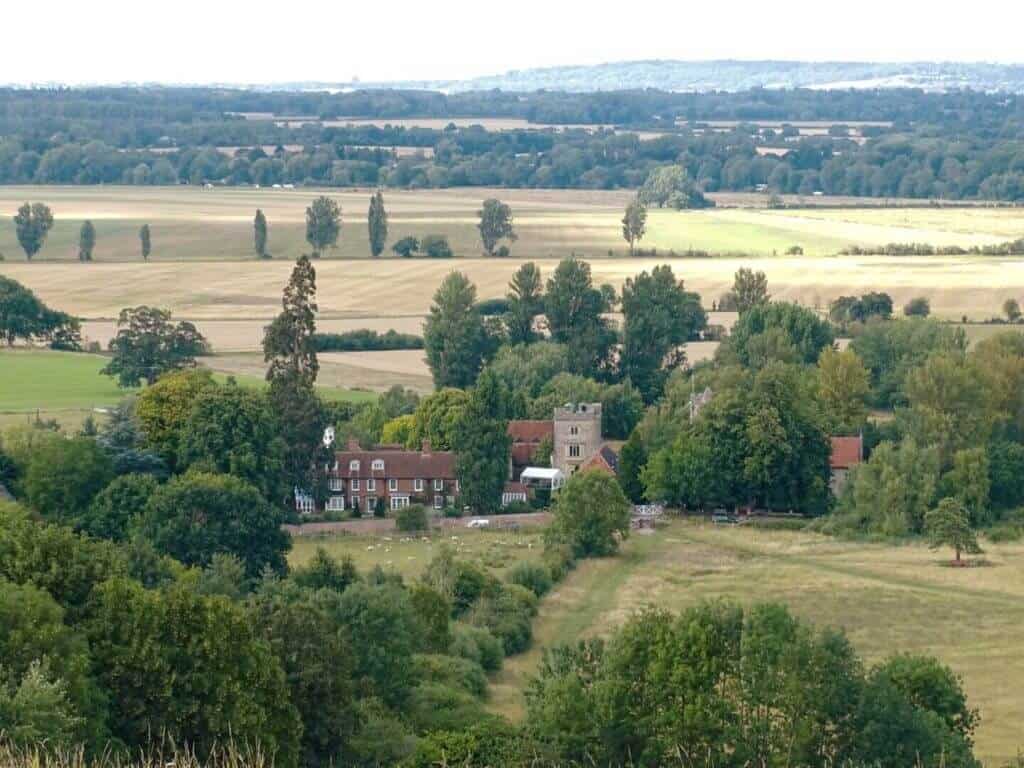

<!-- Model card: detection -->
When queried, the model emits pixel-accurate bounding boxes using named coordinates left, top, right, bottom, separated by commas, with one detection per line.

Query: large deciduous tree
left=103, top=306, right=208, bottom=387
left=722, top=301, right=834, bottom=369
left=731, top=267, right=770, bottom=314
left=477, top=198, right=516, bottom=256
left=13, top=202, right=54, bottom=260
left=424, top=272, right=493, bottom=389
left=367, top=189, right=388, bottom=258
left=134, top=369, right=216, bottom=470
left=816, top=347, right=870, bottom=433
left=135, top=470, right=290, bottom=577
left=925, top=497, right=982, bottom=565
left=263, top=255, right=328, bottom=502
left=621, top=197, right=647, bottom=255
left=409, top=388, right=471, bottom=451
left=505, top=262, right=543, bottom=345
left=620, top=264, right=706, bottom=401
left=544, top=258, right=616, bottom=379
left=305, top=196, right=341, bottom=258
left=0, top=276, right=80, bottom=348
left=546, top=470, right=631, bottom=558
left=637, top=165, right=714, bottom=209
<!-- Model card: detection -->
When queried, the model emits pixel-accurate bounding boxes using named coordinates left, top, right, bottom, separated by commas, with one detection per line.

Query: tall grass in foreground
left=0, top=742, right=268, bottom=768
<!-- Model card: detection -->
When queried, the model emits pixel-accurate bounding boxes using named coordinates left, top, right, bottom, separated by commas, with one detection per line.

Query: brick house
left=326, top=439, right=458, bottom=515
left=507, top=420, right=554, bottom=480
left=829, top=435, right=864, bottom=495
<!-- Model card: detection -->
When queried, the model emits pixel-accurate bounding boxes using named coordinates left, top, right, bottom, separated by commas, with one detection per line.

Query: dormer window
left=371, top=459, right=385, bottom=471
left=349, top=460, right=360, bottom=472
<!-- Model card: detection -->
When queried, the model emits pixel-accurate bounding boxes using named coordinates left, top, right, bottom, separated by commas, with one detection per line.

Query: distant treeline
left=311, top=328, right=423, bottom=352
left=2, top=87, right=1024, bottom=199
left=839, top=238, right=1024, bottom=256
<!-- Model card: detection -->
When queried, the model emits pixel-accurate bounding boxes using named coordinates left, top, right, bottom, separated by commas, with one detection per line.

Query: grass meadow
left=299, top=518, right=1024, bottom=766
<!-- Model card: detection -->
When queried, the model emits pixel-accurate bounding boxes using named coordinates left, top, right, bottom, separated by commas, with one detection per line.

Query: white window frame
left=367, top=495, right=377, bottom=511
left=371, top=459, right=385, bottom=471
left=414, top=478, right=424, bottom=492
left=390, top=495, right=410, bottom=511
left=326, top=496, right=345, bottom=512
left=366, top=478, right=376, bottom=492
left=388, top=478, right=398, bottom=491
left=350, top=495, right=361, bottom=510
left=351, top=478, right=360, bottom=491
left=349, top=460, right=360, bottom=472
left=328, top=478, right=344, bottom=491
left=433, top=478, right=444, bottom=491
left=434, top=494, right=444, bottom=510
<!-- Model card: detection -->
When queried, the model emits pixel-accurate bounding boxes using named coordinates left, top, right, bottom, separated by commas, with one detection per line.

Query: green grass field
left=302, top=518, right=1024, bottom=765
left=0, top=349, right=378, bottom=432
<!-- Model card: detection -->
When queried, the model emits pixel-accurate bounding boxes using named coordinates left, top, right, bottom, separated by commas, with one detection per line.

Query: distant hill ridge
left=262, top=60, right=1024, bottom=94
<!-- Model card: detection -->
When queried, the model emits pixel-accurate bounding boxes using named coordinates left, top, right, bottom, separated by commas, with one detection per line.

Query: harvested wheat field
left=6, top=254, right=1024, bottom=325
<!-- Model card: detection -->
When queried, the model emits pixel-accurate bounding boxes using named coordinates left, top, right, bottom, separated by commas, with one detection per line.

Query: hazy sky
left=3, top=0, right=1020, bottom=84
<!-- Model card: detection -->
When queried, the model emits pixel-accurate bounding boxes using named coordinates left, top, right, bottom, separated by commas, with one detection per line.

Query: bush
left=785, top=244, right=804, bottom=255
left=541, top=542, right=577, bottom=583
left=470, top=584, right=537, bottom=656
left=396, top=503, right=429, bottom=532
left=507, top=561, right=553, bottom=597
left=421, top=234, right=453, bottom=258
left=392, top=235, right=420, bottom=257
left=442, top=505, right=463, bottom=518
left=500, top=500, right=532, bottom=515
left=476, top=297, right=511, bottom=316
left=405, top=682, right=496, bottom=735
left=495, top=244, right=511, bottom=258
left=411, top=653, right=488, bottom=699
left=450, top=624, right=504, bottom=672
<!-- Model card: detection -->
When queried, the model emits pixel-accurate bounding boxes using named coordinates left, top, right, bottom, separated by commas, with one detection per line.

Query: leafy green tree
left=620, top=265, right=706, bottom=401
left=732, top=267, right=770, bottom=313
left=925, top=497, right=983, bottom=564
left=80, top=473, right=158, bottom=542
left=194, top=553, right=250, bottom=600
left=0, top=276, right=80, bottom=347
left=103, top=306, right=208, bottom=387
left=134, top=471, right=290, bottom=577
left=816, top=347, right=870, bottom=432
left=544, top=258, right=616, bottom=378
left=528, top=372, right=604, bottom=421
left=254, top=208, right=268, bottom=258
left=95, top=400, right=166, bottom=477
left=486, top=341, right=568, bottom=402
left=621, top=197, right=646, bottom=255
left=392, top=235, right=419, bottom=257
left=87, top=578, right=301, bottom=766
left=291, top=547, right=359, bottom=593
left=178, top=384, right=287, bottom=501
left=138, top=223, right=151, bottom=260
left=873, top=654, right=978, bottom=742
left=454, top=369, right=511, bottom=514
left=135, top=369, right=216, bottom=470
left=547, top=470, right=631, bottom=558
left=13, top=202, right=54, bottom=260
left=421, top=234, right=454, bottom=258
left=904, top=296, right=932, bottom=317
left=410, top=388, right=471, bottom=451
left=724, top=301, right=835, bottom=369
left=424, top=272, right=493, bottom=388
left=305, top=196, right=341, bottom=257
left=0, top=660, right=83, bottom=750
left=380, top=413, right=417, bottom=446
left=263, top=255, right=328, bottom=502
left=942, top=447, right=990, bottom=526
left=409, top=583, right=453, bottom=654
left=78, top=220, right=96, bottom=261
left=22, top=437, right=114, bottom=526
left=836, top=438, right=939, bottom=535
left=849, top=318, right=966, bottom=408
left=505, top=262, right=544, bottom=345
left=477, top=198, right=516, bottom=256
left=638, top=165, right=714, bottom=209
left=252, top=588, right=358, bottom=767
left=0, top=580, right=108, bottom=750
left=1003, top=298, right=1022, bottom=323
left=367, top=189, right=388, bottom=257
left=328, top=582, right=422, bottom=708
left=618, top=430, right=647, bottom=503
left=600, top=379, right=645, bottom=439
left=988, top=440, right=1024, bottom=510
left=901, top=353, right=992, bottom=466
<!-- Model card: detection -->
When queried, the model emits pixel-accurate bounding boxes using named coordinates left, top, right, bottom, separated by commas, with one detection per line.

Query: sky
left=2, top=0, right=1021, bottom=85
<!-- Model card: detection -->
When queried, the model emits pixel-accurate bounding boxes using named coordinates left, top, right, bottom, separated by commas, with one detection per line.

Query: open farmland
left=351, top=517, right=1020, bottom=767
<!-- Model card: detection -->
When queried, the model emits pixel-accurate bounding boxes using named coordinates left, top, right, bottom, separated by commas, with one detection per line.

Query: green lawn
left=0, top=349, right=135, bottom=412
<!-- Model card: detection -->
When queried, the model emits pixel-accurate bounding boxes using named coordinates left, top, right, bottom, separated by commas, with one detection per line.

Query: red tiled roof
left=581, top=445, right=619, bottom=476
left=334, top=449, right=455, bottom=479
left=507, top=420, right=553, bottom=443
left=511, top=444, right=537, bottom=466
left=830, top=436, right=863, bottom=470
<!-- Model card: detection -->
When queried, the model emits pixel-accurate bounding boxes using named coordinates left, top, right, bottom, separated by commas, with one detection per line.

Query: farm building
left=829, top=435, right=864, bottom=495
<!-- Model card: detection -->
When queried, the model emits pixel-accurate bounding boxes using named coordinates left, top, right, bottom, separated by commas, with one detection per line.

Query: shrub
left=500, top=500, right=532, bottom=515
left=541, top=543, right=577, bottom=583
left=475, top=297, right=511, bottom=316
left=470, top=584, right=536, bottom=655
left=405, top=682, right=497, bottom=735
left=392, top=235, right=419, bottom=257
left=421, top=234, right=453, bottom=258
left=785, top=244, right=804, bottom=255
left=312, top=329, right=423, bottom=352
left=396, top=503, right=429, bottom=532
left=507, top=561, right=553, bottom=597
left=411, top=653, right=488, bottom=699
left=495, top=245, right=511, bottom=258
left=450, top=624, right=504, bottom=672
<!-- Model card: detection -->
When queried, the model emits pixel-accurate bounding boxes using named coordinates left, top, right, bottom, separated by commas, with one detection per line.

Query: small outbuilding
left=520, top=467, right=566, bottom=492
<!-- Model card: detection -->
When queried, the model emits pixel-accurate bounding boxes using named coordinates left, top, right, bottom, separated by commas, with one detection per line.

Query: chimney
left=421, top=439, right=432, bottom=454
left=346, top=438, right=360, bottom=451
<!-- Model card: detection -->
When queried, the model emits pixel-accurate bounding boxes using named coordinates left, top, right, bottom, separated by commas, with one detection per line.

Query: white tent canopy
left=520, top=467, right=566, bottom=490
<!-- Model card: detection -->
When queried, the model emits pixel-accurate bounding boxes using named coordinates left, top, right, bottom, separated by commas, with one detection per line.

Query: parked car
left=711, top=511, right=739, bottom=525
left=466, top=518, right=491, bottom=529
